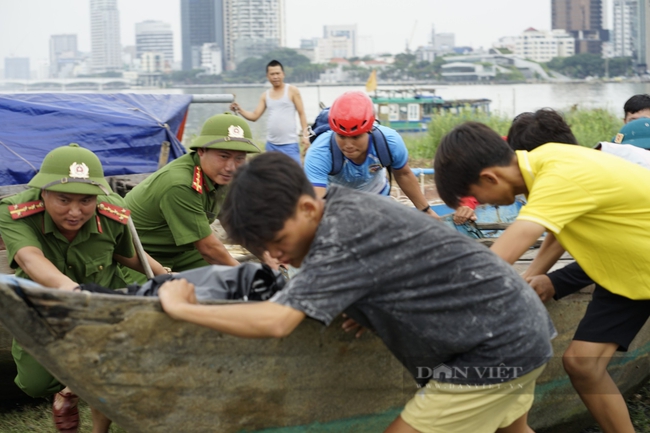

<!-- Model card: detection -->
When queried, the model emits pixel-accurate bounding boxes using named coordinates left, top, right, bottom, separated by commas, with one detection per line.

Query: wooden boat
left=370, top=87, right=491, bottom=132
left=0, top=254, right=649, bottom=433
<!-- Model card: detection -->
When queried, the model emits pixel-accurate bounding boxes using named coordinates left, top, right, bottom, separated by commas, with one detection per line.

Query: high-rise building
left=552, top=0, right=608, bottom=55
left=638, top=0, right=650, bottom=72
left=323, top=25, right=357, bottom=57
left=223, top=0, right=285, bottom=67
left=90, top=0, right=122, bottom=73
left=50, top=34, right=79, bottom=78
left=515, top=28, right=575, bottom=62
left=612, top=0, right=638, bottom=57
left=181, top=0, right=224, bottom=71
left=136, top=21, right=174, bottom=68
left=201, top=43, right=223, bottom=75
left=4, top=57, right=30, bottom=80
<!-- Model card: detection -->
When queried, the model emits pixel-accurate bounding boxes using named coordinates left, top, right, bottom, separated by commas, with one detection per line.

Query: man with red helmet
left=304, top=91, right=439, bottom=218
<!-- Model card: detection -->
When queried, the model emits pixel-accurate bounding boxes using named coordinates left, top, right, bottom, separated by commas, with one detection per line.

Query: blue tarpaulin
left=0, top=93, right=192, bottom=186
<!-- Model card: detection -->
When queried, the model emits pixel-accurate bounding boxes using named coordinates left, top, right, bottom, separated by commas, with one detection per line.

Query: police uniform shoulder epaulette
left=97, top=202, right=130, bottom=224
left=192, top=166, right=204, bottom=194
left=9, top=200, right=45, bottom=220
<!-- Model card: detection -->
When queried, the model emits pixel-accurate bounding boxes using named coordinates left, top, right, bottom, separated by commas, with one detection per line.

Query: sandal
left=52, top=391, right=79, bottom=433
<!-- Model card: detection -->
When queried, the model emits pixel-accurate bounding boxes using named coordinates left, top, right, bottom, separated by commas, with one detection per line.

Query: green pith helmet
left=28, top=143, right=112, bottom=196
left=189, top=112, right=260, bottom=153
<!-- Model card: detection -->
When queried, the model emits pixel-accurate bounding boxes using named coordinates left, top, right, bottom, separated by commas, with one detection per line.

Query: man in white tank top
left=230, top=60, right=310, bottom=165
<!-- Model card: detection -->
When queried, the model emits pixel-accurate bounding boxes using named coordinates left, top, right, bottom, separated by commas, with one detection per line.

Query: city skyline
left=1, top=0, right=551, bottom=68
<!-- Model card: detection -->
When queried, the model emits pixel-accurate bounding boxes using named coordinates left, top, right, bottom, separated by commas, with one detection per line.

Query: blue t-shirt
left=304, top=125, right=409, bottom=195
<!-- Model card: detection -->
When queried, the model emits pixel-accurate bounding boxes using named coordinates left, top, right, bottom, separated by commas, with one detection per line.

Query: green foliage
left=401, top=107, right=623, bottom=165
left=403, top=110, right=512, bottom=164
left=546, top=54, right=634, bottom=79
left=496, top=67, right=525, bottom=82
left=223, top=48, right=323, bottom=83
left=565, top=107, right=623, bottom=148
left=380, top=55, right=443, bottom=81
left=607, top=57, right=634, bottom=77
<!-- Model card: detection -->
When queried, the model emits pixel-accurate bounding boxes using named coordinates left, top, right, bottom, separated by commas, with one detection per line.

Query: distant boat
left=369, top=87, right=491, bottom=133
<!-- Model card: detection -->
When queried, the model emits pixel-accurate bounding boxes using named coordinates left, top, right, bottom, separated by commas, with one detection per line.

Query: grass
left=401, top=107, right=624, bottom=167
left=1, top=381, right=649, bottom=432
left=0, top=400, right=127, bottom=433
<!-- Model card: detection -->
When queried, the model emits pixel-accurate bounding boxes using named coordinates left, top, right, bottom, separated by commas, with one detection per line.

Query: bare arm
left=392, top=163, right=439, bottom=219
left=291, top=86, right=311, bottom=151
left=230, top=93, right=266, bottom=122
left=490, top=220, right=547, bottom=264
left=113, top=252, right=168, bottom=276
left=194, top=233, right=239, bottom=266
left=314, top=186, right=327, bottom=198
left=521, top=231, right=565, bottom=278
left=14, top=246, right=78, bottom=291
left=159, top=279, right=306, bottom=338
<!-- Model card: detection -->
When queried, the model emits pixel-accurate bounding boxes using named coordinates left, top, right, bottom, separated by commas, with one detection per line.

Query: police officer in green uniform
left=0, top=144, right=167, bottom=433
left=125, top=113, right=261, bottom=279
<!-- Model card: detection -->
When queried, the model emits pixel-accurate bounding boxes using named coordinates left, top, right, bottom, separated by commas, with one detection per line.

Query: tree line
left=157, top=48, right=636, bottom=85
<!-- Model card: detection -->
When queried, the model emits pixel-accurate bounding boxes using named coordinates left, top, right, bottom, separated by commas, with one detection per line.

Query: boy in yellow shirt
left=434, top=122, right=650, bottom=433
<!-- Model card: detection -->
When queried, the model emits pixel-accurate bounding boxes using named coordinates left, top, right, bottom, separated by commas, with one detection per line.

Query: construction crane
left=405, top=20, right=418, bottom=53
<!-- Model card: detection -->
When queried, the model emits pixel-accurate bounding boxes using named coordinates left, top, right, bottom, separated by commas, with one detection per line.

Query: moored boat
left=370, top=87, right=491, bottom=133
left=0, top=261, right=648, bottom=432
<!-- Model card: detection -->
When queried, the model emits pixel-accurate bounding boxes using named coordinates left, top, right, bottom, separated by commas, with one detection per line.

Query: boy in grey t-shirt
left=159, top=153, right=555, bottom=433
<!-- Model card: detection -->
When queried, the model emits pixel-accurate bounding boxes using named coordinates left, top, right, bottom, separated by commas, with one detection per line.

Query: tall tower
left=90, top=0, right=122, bottom=73
left=638, top=0, right=650, bottom=72
left=136, top=21, right=174, bottom=68
left=612, top=0, right=638, bottom=57
left=181, top=0, right=224, bottom=71
left=552, top=0, right=607, bottom=55
left=223, top=0, right=285, bottom=69
left=49, top=34, right=78, bottom=78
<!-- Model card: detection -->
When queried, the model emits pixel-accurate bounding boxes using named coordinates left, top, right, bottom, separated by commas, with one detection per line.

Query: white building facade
left=515, top=28, right=575, bottom=62
left=223, top=0, right=285, bottom=67
left=136, top=21, right=174, bottom=69
left=50, top=34, right=79, bottom=78
left=201, top=43, right=223, bottom=75
left=90, top=0, right=122, bottom=73
left=612, top=0, right=638, bottom=57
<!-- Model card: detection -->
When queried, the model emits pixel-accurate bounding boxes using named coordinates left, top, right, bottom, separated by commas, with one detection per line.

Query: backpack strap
left=370, top=126, right=393, bottom=168
left=370, top=126, right=394, bottom=195
left=328, top=126, right=394, bottom=178
left=328, top=133, right=345, bottom=176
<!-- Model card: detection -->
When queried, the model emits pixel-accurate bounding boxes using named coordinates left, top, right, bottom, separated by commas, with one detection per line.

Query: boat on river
left=370, top=87, right=491, bottom=132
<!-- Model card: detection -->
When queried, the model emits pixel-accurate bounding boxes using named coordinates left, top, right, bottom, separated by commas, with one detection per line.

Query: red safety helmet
left=328, top=91, right=375, bottom=136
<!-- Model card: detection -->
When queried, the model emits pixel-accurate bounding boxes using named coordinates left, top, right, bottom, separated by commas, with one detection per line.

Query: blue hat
left=614, top=117, right=650, bottom=149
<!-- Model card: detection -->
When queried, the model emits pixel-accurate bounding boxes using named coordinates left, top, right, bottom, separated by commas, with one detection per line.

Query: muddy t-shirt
left=271, top=186, right=555, bottom=385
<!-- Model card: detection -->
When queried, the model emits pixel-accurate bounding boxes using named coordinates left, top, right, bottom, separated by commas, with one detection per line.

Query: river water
left=172, top=81, right=650, bottom=145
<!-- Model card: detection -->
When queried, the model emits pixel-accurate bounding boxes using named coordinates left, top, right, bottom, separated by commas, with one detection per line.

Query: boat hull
left=0, top=274, right=648, bottom=433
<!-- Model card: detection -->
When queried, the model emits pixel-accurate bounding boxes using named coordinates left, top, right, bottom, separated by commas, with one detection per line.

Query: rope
left=0, top=139, right=38, bottom=174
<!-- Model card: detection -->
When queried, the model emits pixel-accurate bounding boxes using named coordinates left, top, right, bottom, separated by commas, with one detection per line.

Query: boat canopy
left=0, top=93, right=192, bottom=186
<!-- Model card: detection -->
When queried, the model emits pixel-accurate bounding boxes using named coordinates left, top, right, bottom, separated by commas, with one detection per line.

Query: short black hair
left=220, top=152, right=315, bottom=255
left=266, top=60, right=284, bottom=72
left=434, top=122, right=514, bottom=208
left=507, top=108, right=578, bottom=151
left=623, top=94, right=650, bottom=115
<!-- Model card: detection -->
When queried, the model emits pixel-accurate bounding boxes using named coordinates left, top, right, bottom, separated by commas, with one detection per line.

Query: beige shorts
left=401, top=365, right=546, bottom=433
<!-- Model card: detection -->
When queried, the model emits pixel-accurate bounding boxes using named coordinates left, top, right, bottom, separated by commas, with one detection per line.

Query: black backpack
left=309, top=107, right=394, bottom=187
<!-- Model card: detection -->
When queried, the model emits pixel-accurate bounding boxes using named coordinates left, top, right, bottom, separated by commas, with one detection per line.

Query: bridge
left=0, top=78, right=132, bottom=91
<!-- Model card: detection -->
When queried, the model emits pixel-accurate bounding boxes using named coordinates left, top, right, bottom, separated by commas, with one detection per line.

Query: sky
left=0, top=0, right=552, bottom=67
